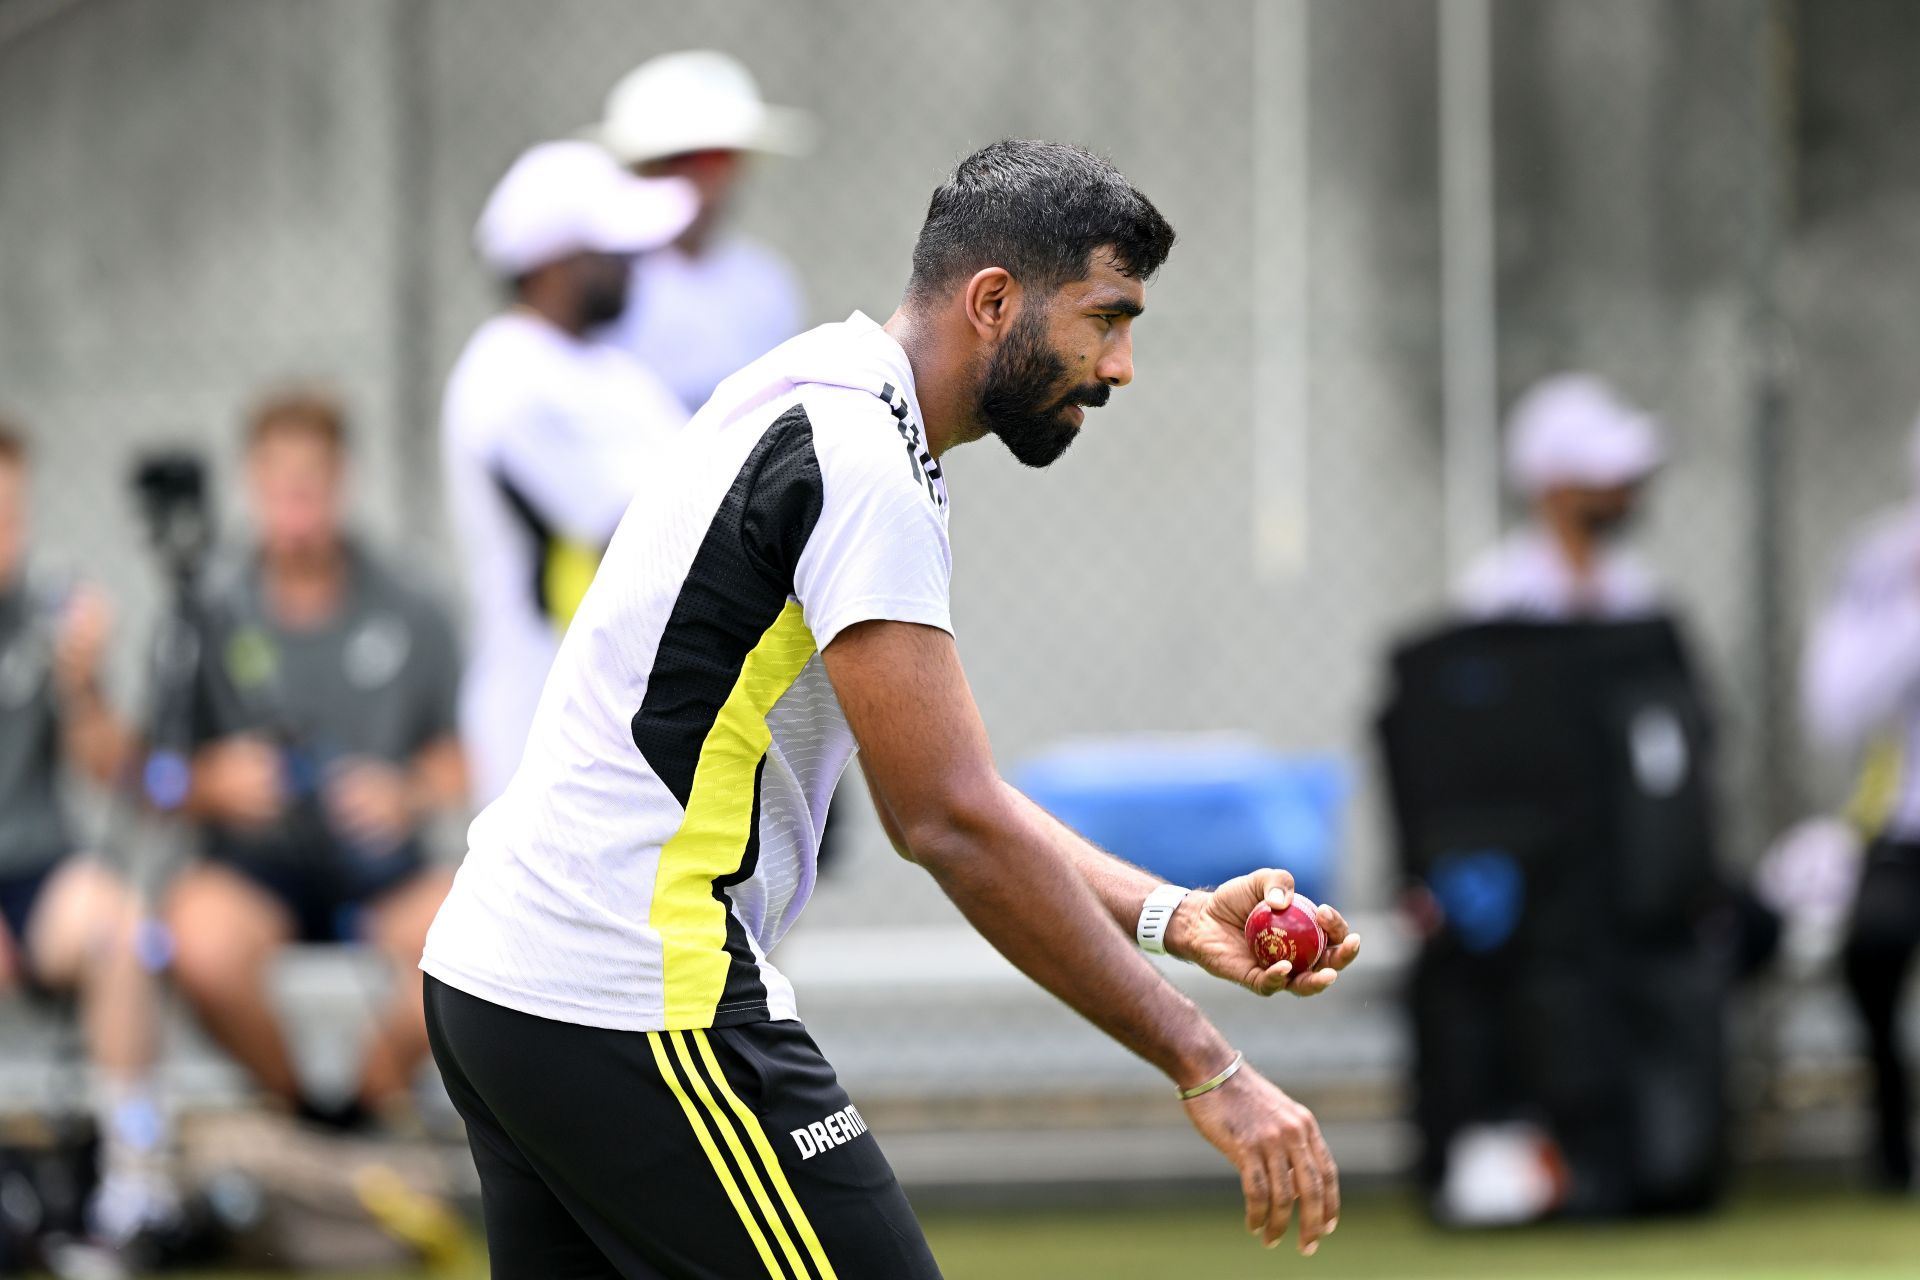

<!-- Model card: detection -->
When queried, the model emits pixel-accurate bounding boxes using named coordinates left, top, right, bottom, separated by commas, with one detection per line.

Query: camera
left=131, top=451, right=213, bottom=576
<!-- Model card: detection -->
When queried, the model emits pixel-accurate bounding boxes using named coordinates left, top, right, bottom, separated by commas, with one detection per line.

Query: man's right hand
left=1182, top=1063, right=1339, bottom=1256
left=189, top=737, right=286, bottom=829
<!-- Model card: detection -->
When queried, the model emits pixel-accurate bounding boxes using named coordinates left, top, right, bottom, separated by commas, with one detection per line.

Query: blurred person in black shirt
left=0, top=419, right=180, bottom=1246
left=162, top=391, right=466, bottom=1131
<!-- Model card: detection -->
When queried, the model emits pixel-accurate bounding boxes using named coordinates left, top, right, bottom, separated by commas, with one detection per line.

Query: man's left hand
left=1167, top=869, right=1361, bottom=998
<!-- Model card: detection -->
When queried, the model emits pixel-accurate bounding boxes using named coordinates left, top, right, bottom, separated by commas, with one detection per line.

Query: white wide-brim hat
left=1505, top=373, right=1665, bottom=496
left=587, top=49, right=814, bottom=167
left=475, top=140, right=699, bottom=276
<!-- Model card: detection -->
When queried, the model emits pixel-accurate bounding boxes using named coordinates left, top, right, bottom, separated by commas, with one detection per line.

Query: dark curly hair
left=906, top=140, right=1176, bottom=304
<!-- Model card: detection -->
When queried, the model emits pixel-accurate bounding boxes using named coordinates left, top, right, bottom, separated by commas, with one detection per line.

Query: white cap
left=474, top=140, right=699, bottom=276
left=587, top=50, right=814, bottom=167
left=1505, top=373, right=1665, bottom=496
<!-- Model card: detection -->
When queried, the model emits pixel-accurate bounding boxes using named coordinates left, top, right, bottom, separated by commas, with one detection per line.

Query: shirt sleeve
left=1802, top=532, right=1920, bottom=751
left=1454, top=538, right=1548, bottom=619
left=793, top=401, right=953, bottom=652
left=1454, top=548, right=1513, bottom=620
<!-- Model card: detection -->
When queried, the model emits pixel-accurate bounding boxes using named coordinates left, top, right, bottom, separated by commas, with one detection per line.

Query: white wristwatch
left=1136, top=884, right=1192, bottom=955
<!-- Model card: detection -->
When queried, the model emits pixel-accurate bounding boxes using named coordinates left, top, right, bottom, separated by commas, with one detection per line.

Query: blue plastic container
left=1012, top=736, right=1347, bottom=904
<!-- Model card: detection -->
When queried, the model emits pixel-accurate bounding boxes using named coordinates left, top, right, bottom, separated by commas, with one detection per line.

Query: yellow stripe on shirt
left=544, top=538, right=602, bottom=631
left=1847, top=735, right=1905, bottom=837
left=652, top=600, right=817, bottom=1028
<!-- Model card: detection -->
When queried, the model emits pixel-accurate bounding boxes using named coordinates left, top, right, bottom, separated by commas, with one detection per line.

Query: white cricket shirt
left=602, top=235, right=806, bottom=412
left=1457, top=526, right=1661, bottom=622
left=441, top=311, right=689, bottom=805
left=423, top=312, right=952, bottom=1031
left=1803, top=505, right=1920, bottom=840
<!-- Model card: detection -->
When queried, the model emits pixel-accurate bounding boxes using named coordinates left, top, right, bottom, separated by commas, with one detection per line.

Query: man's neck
left=514, top=297, right=587, bottom=340
left=883, top=306, right=983, bottom=460
left=1544, top=513, right=1600, bottom=580
left=262, top=542, right=348, bottom=630
left=675, top=222, right=714, bottom=259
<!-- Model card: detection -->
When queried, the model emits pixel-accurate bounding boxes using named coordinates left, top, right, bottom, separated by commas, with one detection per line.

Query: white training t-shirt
left=1456, top=527, right=1661, bottom=622
left=601, top=235, right=806, bottom=413
left=423, top=312, right=952, bottom=1032
left=1802, top=506, right=1920, bottom=840
left=441, top=311, right=689, bottom=806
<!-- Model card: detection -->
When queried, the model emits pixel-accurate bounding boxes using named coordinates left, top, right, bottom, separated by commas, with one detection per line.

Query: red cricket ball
left=1244, top=895, right=1326, bottom=972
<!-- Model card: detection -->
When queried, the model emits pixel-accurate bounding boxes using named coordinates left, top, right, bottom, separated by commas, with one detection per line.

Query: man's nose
left=1097, top=332, right=1134, bottom=388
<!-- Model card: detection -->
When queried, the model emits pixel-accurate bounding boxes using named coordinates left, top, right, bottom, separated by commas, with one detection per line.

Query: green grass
left=922, top=1184, right=1920, bottom=1280
left=98, top=1182, right=1920, bottom=1279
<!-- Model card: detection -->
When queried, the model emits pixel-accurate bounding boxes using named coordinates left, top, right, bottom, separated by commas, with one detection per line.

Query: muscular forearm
left=1014, top=790, right=1168, bottom=936
left=912, top=780, right=1232, bottom=1087
left=832, top=622, right=1233, bottom=1087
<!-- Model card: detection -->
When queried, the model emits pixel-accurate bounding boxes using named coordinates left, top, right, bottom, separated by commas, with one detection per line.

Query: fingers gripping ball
left=1245, top=895, right=1326, bottom=972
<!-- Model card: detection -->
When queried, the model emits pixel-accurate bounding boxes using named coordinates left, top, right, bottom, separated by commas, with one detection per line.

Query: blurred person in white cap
left=443, top=141, right=696, bottom=805
left=589, top=49, right=813, bottom=412
left=1457, top=372, right=1667, bottom=621
left=1802, top=411, right=1920, bottom=1192
left=1441, top=373, right=1671, bottom=1225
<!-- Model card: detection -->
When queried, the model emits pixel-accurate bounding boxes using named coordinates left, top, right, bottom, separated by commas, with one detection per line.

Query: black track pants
left=424, top=975, right=943, bottom=1279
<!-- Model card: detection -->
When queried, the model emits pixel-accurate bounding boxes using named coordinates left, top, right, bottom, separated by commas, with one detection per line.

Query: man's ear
left=961, top=267, right=1019, bottom=341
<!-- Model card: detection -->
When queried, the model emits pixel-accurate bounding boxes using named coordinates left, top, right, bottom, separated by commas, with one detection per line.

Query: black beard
left=1580, top=508, right=1637, bottom=541
left=579, top=279, right=631, bottom=328
left=976, top=311, right=1109, bottom=468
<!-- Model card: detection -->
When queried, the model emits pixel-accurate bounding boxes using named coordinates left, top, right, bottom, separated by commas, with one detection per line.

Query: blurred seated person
left=164, top=391, right=466, bottom=1130
left=1803, top=413, right=1920, bottom=1192
left=0, top=419, right=178, bottom=1246
left=1458, top=373, right=1665, bottom=621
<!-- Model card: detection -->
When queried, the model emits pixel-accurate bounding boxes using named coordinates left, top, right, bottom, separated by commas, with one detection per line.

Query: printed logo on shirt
left=344, top=614, right=412, bottom=690
left=790, top=1105, right=870, bottom=1160
left=876, top=382, right=945, bottom=509
left=225, top=627, right=278, bottom=691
